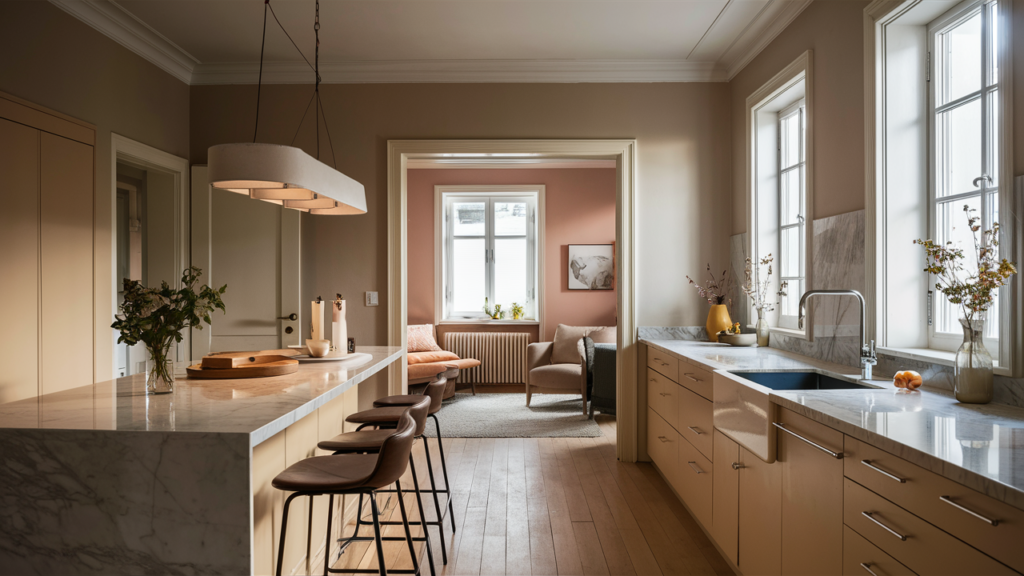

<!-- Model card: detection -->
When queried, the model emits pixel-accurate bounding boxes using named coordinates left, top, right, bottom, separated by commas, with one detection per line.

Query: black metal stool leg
left=394, top=480, right=421, bottom=576
left=323, top=494, right=335, bottom=576
left=430, top=414, right=457, bottom=532
left=277, top=492, right=305, bottom=576
left=410, top=455, right=446, bottom=566
left=369, top=492, right=389, bottom=576
left=421, top=437, right=447, bottom=546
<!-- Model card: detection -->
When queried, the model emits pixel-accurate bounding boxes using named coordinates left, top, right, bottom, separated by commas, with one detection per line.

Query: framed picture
left=568, top=244, right=615, bottom=290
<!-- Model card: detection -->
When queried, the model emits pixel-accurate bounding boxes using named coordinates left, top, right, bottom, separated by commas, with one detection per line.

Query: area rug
left=424, top=393, right=604, bottom=438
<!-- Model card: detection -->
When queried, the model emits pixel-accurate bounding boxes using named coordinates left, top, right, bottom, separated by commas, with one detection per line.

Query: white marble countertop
left=642, top=339, right=1024, bottom=510
left=0, top=346, right=403, bottom=447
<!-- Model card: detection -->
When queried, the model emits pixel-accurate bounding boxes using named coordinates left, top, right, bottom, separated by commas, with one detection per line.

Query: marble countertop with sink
left=642, top=338, right=1024, bottom=510
left=0, top=346, right=404, bottom=447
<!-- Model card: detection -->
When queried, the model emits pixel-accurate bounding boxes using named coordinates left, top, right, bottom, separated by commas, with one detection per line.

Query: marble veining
left=637, top=326, right=707, bottom=341
left=0, top=346, right=403, bottom=447
left=642, top=338, right=1024, bottom=510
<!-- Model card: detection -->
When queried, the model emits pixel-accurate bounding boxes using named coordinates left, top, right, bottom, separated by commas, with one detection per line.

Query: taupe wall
left=191, top=83, right=733, bottom=345
left=0, top=2, right=190, bottom=383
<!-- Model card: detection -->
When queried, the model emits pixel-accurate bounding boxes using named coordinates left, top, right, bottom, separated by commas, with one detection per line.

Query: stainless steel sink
left=713, top=370, right=876, bottom=463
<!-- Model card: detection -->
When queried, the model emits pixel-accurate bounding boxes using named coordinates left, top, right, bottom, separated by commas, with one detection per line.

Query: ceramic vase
left=146, top=340, right=175, bottom=395
left=706, top=304, right=732, bottom=343
left=755, top=309, right=770, bottom=347
left=954, top=316, right=993, bottom=404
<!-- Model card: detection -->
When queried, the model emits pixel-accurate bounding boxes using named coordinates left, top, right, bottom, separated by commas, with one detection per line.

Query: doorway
left=111, top=135, right=189, bottom=377
left=387, top=140, right=639, bottom=462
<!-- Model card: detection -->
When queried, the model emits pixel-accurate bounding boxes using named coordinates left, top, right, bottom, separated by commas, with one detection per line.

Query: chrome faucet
left=798, top=290, right=877, bottom=380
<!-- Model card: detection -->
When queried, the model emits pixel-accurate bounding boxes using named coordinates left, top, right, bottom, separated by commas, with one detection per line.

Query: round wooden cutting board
left=186, top=355, right=299, bottom=379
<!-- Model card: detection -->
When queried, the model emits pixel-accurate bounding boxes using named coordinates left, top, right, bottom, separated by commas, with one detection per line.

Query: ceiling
left=50, top=0, right=812, bottom=85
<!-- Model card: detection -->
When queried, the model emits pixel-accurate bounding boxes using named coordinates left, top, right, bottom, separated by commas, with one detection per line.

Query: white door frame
left=110, top=134, right=190, bottom=376
left=387, top=139, right=639, bottom=462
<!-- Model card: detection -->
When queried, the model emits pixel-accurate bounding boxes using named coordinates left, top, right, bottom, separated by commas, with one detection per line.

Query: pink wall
left=407, top=168, right=617, bottom=341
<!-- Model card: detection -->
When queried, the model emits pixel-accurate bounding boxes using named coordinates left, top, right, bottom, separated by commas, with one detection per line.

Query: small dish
left=306, top=339, right=331, bottom=358
left=718, top=333, right=757, bottom=347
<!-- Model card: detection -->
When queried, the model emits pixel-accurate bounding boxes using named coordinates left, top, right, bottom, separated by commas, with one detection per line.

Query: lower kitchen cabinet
left=778, top=407, right=845, bottom=576
left=712, top=429, right=739, bottom=566
left=739, top=442, right=782, bottom=576
left=842, top=525, right=916, bottom=576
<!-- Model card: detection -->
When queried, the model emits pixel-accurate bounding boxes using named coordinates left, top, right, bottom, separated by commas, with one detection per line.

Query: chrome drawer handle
left=861, top=460, right=906, bottom=483
left=657, top=436, right=670, bottom=443
left=860, top=563, right=880, bottom=576
left=687, top=426, right=704, bottom=436
left=731, top=462, right=745, bottom=470
left=687, top=461, right=705, bottom=475
left=773, top=422, right=843, bottom=458
left=940, top=496, right=999, bottom=526
left=683, top=373, right=702, bottom=382
left=659, top=392, right=671, bottom=397
left=861, top=512, right=907, bottom=541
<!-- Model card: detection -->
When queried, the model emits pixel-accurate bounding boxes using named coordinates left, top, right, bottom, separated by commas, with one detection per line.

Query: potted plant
left=112, top=266, right=226, bottom=394
left=743, top=254, right=787, bottom=347
left=915, top=206, right=1016, bottom=404
left=687, top=265, right=733, bottom=342
left=511, top=302, right=525, bottom=320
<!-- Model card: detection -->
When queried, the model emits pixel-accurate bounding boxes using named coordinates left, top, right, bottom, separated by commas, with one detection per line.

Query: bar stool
left=273, top=410, right=419, bottom=576
left=318, top=396, right=436, bottom=576
left=344, top=376, right=453, bottom=565
left=372, top=369, right=456, bottom=535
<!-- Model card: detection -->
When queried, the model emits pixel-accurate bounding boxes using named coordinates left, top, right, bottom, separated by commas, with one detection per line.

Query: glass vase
left=755, top=309, right=770, bottom=347
left=954, top=316, right=993, bottom=404
left=146, top=341, right=175, bottom=395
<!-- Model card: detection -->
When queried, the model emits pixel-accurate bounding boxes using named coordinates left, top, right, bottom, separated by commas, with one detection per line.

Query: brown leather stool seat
left=316, top=430, right=395, bottom=453
left=372, top=394, right=435, bottom=411
left=271, top=411, right=420, bottom=576
left=346, top=405, right=410, bottom=426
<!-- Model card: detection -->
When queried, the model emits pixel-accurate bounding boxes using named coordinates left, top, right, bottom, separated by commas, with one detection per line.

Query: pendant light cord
left=314, top=0, right=320, bottom=160
left=253, top=0, right=268, bottom=143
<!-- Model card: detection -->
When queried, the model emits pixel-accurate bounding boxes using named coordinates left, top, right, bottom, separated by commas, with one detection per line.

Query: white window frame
left=778, top=99, right=807, bottom=328
left=434, top=185, right=545, bottom=326
left=746, top=51, right=814, bottom=334
left=927, top=0, right=1001, bottom=353
left=866, top=0, right=1017, bottom=374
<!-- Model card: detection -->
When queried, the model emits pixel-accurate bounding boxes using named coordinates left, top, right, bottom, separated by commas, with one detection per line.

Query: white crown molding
left=48, top=0, right=199, bottom=84
left=407, top=158, right=617, bottom=169
left=720, top=0, right=814, bottom=80
left=190, top=59, right=729, bottom=85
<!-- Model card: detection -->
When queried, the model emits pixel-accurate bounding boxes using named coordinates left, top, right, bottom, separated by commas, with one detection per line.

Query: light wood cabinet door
left=677, top=432, right=713, bottom=529
left=778, top=407, right=844, bottom=576
left=0, top=118, right=40, bottom=404
left=843, top=525, right=916, bottom=576
left=40, top=132, right=94, bottom=394
left=738, top=446, right=782, bottom=576
left=647, top=407, right=678, bottom=482
left=647, top=348, right=679, bottom=381
left=678, top=385, right=713, bottom=459
left=712, top=429, right=739, bottom=566
left=647, top=368, right=680, bottom=430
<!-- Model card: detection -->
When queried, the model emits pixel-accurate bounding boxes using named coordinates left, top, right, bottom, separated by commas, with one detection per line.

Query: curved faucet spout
left=797, top=289, right=876, bottom=379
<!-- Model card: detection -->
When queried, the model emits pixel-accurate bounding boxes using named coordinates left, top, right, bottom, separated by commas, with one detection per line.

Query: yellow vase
left=706, top=304, right=732, bottom=343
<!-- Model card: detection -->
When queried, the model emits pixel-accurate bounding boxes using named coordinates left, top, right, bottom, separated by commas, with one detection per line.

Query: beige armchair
left=526, top=325, right=591, bottom=414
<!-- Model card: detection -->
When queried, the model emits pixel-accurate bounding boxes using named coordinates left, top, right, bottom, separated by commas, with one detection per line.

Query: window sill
left=877, top=346, right=955, bottom=368
left=767, top=326, right=806, bottom=339
left=439, top=319, right=540, bottom=325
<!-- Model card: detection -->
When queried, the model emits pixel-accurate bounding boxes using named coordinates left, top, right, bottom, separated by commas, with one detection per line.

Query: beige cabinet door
left=778, top=407, right=844, bottom=576
left=40, top=132, right=94, bottom=395
left=738, top=446, right=782, bottom=576
left=191, top=166, right=302, bottom=356
left=0, top=118, right=40, bottom=404
left=712, top=429, right=739, bottom=566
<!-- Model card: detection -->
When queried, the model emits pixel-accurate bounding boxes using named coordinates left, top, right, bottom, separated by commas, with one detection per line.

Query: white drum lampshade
left=208, top=143, right=367, bottom=215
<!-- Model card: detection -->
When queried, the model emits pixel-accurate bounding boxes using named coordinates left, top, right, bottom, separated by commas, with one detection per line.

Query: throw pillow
left=407, top=324, right=442, bottom=352
left=551, top=324, right=590, bottom=365
left=588, top=326, right=617, bottom=344
left=408, top=350, right=461, bottom=365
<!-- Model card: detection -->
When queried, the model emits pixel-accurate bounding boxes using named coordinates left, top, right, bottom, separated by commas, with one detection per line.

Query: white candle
left=311, top=299, right=325, bottom=341
left=332, top=299, right=348, bottom=355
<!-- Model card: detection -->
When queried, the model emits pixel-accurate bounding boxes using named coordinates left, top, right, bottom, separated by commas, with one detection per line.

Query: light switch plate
left=365, top=291, right=378, bottom=306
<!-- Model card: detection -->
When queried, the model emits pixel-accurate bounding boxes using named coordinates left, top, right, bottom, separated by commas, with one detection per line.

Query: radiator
left=444, top=332, right=530, bottom=385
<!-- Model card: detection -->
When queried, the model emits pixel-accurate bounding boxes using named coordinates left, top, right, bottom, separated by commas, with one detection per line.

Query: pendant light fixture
left=208, top=0, right=366, bottom=216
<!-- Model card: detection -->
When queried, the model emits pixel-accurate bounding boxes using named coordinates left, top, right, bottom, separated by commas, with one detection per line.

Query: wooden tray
left=187, top=355, right=299, bottom=379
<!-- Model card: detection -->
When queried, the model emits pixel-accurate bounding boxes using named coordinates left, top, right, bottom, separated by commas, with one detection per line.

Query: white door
left=191, top=166, right=301, bottom=356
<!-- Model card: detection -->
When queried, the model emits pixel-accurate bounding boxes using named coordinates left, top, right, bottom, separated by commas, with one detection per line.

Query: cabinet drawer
left=647, top=349, right=678, bottom=382
left=647, top=407, right=678, bottom=477
left=647, top=368, right=680, bottom=430
left=678, top=385, right=713, bottom=460
left=677, top=428, right=713, bottom=529
left=844, top=478, right=1015, bottom=575
left=843, top=525, right=916, bottom=576
left=844, top=436, right=1024, bottom=573
left=678, top=364, right=713, bottom=401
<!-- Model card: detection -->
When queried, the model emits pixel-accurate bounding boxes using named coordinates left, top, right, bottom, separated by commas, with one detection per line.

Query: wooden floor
left=327, top=415, right=733, bottom=576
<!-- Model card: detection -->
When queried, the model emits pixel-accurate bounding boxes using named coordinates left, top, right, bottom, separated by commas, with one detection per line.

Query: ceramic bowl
left=306, top=339, right=331, bottom=358
left=718, top=333, right=757, bottom=347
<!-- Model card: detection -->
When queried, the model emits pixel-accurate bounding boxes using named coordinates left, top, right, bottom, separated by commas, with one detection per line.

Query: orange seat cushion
left=408, top=363, right=448, bottom=382
left=408, top=350, right=461, bottom=365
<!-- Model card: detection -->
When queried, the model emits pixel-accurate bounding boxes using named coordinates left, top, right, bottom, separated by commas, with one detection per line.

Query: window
left=928, top=1, right=1001, bottom=351
left=439, top=188, right=541, bottom=320
left=778, top=100, right=806, bottom=324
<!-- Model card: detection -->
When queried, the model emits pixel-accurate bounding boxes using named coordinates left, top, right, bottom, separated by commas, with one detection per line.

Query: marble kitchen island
left=0, top=346, right=404, bottom=576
